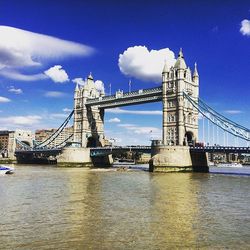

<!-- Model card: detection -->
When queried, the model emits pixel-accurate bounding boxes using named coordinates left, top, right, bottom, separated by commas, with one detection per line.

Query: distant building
left=35, top=126, right=74, bottom=148
left=0, top=130, right=14, bottom=157
left=5, top=130, right=35, bottom=159
left=0, top=130, right=13, bottom=150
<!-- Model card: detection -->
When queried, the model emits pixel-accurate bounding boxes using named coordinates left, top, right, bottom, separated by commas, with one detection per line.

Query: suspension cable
left=55, top=134, right=73, bottom=148
left=35, top=110, right=74, bottom=148
left=183, top=92, right=250, bottom=142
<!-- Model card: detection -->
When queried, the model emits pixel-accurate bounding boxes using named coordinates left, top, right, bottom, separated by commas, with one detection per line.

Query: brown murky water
left=1, top=165, right=250, bottom=249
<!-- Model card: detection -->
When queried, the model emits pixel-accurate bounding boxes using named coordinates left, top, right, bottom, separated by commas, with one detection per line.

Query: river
left=1, top=164, right=250, bottom=249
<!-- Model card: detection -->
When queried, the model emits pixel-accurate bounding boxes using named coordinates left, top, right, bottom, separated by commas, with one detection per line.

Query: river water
left=1, top=165, right=250, bottom=249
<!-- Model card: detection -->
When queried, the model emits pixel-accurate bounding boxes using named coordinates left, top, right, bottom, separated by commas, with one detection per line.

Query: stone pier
left=57, top=147, right=93, bottom=167
left=149, top=145, right=209, bottom=173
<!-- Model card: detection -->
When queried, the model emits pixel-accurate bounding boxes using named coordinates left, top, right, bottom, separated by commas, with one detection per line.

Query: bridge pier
left=57, top=147, right=93, bottom=167
left=149, top=145, right=209, bottom=173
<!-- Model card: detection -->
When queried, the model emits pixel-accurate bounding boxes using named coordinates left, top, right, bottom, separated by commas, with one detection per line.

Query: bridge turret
left=193, top=62, right=199, bottom=85
left=162, top=61, right=170, bottom=82
left=174, top=48, right=187, bottom=69
left=161, top=48, right=199, bottom=146
left=74, top=83, right=80, bottom=95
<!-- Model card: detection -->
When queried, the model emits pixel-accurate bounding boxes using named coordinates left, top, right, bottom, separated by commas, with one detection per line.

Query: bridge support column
left=149, top=145, right=209, bottom=172
left=57, top=147, right=93, bottom=167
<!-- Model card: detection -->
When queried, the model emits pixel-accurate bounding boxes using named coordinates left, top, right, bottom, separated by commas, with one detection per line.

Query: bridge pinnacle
left=162, top=60, right=169, bottom=73
left=75, top=83, right=79, bottom=91
left=88, top=72, right=93, bottom=80
left=193, top=62, right=199, bottom=77
left=178, top=48, right=184, bottom=58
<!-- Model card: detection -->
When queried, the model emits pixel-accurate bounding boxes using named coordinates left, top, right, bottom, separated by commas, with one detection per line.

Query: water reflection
left=0, top=166, right=250, bottom=249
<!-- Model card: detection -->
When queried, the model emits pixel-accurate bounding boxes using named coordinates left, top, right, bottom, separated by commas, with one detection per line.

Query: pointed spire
left=88, top=72, right=93, bottom=80
left=193, top=62, right=199, bottom=77
left=162, top=60, right=169, bottom=73
left=174, top=48, right=186, bottom=69
left=75, top=83, right=79, bottom=91
left=178, top=48, right=184, bottom=58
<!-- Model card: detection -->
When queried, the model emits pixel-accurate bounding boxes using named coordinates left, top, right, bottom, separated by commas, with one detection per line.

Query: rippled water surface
left=1, top=165, right=250, bottom=249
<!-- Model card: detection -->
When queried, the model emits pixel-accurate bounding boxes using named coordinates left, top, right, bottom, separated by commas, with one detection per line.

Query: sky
left=0, top=0, right=250, bottom=145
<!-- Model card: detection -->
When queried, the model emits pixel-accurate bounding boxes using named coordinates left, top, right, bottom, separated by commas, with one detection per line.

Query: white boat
left=216, top=163, right=243, bottom=168
left=0, top=165, right=15, bottom=175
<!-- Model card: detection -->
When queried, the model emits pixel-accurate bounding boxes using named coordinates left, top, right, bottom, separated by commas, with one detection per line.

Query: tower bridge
left=15, top=49, right=250, bottom=172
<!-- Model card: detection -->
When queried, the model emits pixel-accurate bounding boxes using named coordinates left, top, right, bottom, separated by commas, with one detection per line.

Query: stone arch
left=86, top=136, right=97, bottom=148
left=184, top=131, right=194, bottom=146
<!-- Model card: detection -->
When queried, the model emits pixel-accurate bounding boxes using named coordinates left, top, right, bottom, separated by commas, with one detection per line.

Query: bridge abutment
left=57, top=147, right=93, bottom=167
left=149, top=146, right=192, bottom=172
left=149, top=145, right=209, bottom=172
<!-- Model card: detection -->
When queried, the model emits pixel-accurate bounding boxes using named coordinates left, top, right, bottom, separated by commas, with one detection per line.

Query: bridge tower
left=73, top=73, right=105, bottom=147
left=162, top=49, right=199, bottom=146
left=150, top=49, right=208, bottom=172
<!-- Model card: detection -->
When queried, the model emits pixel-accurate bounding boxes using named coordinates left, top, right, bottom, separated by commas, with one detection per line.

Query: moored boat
left=0, top=165, right=15, bottom=175
left=216, top=163, right=243, bottom=168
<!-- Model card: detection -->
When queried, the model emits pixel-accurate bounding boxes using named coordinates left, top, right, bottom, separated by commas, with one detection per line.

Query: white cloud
left=0, top=69, right=47, bottom=81
left=0, top=96, right=11, bottom=103
left=118, top=123, right=161, bottom=136
left=72, top=77, right=86, bottom=86
left=95, top=80, right=105, bottom=93
left=63, top=108, right=72, bottom=113
left=240, top=19, right=250, bottom=36
left=50, top=113, right=68, bottom=119
left=118, top=46, right=176, bottom=82
left=0, top=115, right=42, bottom=126
left=44, top=65, right=69, bottom=83
left=0, top=25, right=94, bottom=81
left=8, top=86, right=23, bottom=94
left=224, top=110, right=243, bottom=114
left=106, top=107, right=162, bottom=115
left=108, top=117, right=121, bottom=123
left=44, top=91, right=66, bottom=98
left=0, top=25, right=94, bottom=69
left=72, top=78, right=105, bottom=93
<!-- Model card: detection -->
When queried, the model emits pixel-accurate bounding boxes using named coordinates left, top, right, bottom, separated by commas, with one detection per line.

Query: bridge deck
left=15, top=146, right=250, bottom=157
left=86, top=87, right=163, bottom=108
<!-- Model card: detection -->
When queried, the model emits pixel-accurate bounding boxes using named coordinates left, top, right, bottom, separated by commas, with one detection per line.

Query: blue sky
left=0, top=0, right=250, bottom=145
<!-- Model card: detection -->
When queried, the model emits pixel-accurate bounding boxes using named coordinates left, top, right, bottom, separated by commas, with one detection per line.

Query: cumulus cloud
left=44, top=91, right=66, bottom=98
left=0, top=96, right=11, bottom=103
left=72, top=77, right=105, bottom=93
left=240, top=19, right=250, bottom=36
left=72, top=77, right=86, bottom=86
left=0, top=115, right=42, bottom=126
left=8, top=86, right=23, bottom=94
left=108, top=117, right=121, bottom=123
left=106, top=107, right=162, bottom=115
left=95, top=80, right=105, bottom=93
left=44, top=65, right=69, bottom=83
left=118, top=46, right=176, bottom=82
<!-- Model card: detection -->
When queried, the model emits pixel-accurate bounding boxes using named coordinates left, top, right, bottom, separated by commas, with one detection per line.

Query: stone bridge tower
left=162, top=49, right=199, bottom=146
left=73, top=73, right=105, bottom=147
left=149, top=49, right=207, bottom=172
